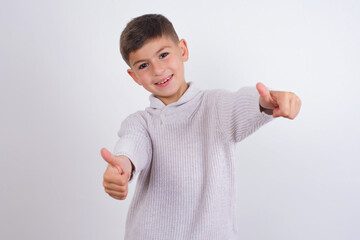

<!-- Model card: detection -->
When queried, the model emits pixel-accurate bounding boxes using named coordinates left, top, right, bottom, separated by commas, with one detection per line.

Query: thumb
left=256, top=82, right=270, bottom=99
left=101, top=147, right=126, bottom=175
left=125, top=172, right=131, bottom=181
left=256, top=82, right=278, bottom=109
left=101, top=147, right=118, bottom=167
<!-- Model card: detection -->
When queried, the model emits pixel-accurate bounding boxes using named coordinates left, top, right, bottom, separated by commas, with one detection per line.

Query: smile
left=155, top=74, right=173, bottom=85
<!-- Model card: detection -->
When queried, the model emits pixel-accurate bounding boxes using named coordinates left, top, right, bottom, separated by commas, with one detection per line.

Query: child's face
left=127, top=35, right=189, bottom=105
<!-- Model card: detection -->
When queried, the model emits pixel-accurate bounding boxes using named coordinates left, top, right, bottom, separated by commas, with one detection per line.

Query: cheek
left=136, top=71, right=151, bottom=83
left=168, top=58, right=183, bottom=72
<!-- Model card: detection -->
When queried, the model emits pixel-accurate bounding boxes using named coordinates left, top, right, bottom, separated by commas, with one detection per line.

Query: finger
left=296, top=96, right=302, bottom=115
left=108, top=190, right=128, bottom=200
left=272, top=107, right=280, bottom=118
left=290, top=95, right=301, bottom=119
left=106, top=190, right=128, bottom=198
left=273, top=94, right=291, bottom=118
left=109, top=194, right=127, bottom=200
left=289, top=95, right=298, bottom=119
left=104, top=170, right=130, bottom=185
left=103, top=163, right=122, bottom=180
left=289, top=96, right=296, bottom=119
left=103, top=182, right=127, bottom=192
left=125, top=172, right=131, bottom=181
left=105, top=187, right=128, bottom=198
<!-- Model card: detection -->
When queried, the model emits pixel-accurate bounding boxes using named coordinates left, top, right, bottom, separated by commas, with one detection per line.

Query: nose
left=152, top=61, right=165, bottom=76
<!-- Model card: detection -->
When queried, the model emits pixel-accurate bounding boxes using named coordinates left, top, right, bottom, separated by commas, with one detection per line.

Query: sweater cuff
left=113, top=138, right=150, bottom=182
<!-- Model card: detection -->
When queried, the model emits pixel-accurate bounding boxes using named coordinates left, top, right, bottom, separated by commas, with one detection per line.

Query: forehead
left=129, top=36, right=178, bottom=66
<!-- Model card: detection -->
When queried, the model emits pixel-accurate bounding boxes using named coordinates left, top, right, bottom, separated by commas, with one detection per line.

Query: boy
left=101, top=14, right=301, bottom=240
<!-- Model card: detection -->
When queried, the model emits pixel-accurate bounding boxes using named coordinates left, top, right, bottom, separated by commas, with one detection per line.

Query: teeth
left=156, top=75, right=172, bottom=85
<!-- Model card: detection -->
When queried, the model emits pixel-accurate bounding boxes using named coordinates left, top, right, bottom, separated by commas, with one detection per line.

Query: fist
left=256, top=82, right=301, bottom=120
left=101, top=148, right=133, bottom=200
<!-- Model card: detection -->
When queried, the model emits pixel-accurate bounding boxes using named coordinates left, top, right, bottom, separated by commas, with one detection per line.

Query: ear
left=127, top=69, right=142, bottom=86
left=178, top=39, right=189, bottom=62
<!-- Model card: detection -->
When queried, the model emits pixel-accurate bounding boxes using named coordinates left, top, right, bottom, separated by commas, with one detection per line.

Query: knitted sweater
left=114, top=82, right=273, bottom=240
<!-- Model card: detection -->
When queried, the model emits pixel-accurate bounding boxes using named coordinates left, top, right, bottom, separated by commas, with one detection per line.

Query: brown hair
left=120, top=14, right=179, bottom=66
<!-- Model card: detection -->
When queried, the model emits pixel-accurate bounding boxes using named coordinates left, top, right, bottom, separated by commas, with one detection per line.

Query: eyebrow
left=132, top=46, right=170, bottom=67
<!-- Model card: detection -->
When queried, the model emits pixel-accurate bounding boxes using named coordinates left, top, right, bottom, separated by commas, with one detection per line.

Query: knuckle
left=118, top=191, right=128, bottom=199
left=119, top=178, right=128, bottom=186
left=109, top=194, right=119, bottom=200
left=120, top=196, right=126, bottom=200
left=288, top=92, right=296, bottom=101
left=103, top=174, right=110, bottom=182
left=282, top=109, right=290, bottom=117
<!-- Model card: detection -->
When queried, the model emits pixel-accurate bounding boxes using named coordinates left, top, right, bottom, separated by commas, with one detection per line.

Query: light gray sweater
left=114, top=82, right=273, bottom=240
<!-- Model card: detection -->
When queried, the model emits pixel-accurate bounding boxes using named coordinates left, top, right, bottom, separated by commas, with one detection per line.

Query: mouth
left=155, top=74, right=173, bottom=86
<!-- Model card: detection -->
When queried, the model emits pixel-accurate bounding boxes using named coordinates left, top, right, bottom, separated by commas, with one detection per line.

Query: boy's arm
left=113, top=112, right=152, bottom=177
left=114, top=112, right=152, bottom=175
left=214, top=82, right=301, bottom=143
left=101, top=112, right=152, bottom=200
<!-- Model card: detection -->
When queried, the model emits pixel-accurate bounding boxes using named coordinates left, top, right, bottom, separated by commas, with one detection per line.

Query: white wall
left=1, top=0, right=359, bottom=239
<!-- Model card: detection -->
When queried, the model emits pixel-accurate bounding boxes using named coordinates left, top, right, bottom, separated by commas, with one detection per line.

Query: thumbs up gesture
left=101, top=148, right=133, bottom=200
left=256, top=82, right=301, bottom=119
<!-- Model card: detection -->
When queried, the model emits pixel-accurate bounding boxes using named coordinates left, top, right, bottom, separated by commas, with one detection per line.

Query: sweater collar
left=148, top=82, right=201, bottom=110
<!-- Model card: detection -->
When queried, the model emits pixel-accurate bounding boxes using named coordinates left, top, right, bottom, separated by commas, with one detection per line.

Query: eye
left=139, top=63, right=148, bottom=70
left=160, top=52, right=169, bottom=59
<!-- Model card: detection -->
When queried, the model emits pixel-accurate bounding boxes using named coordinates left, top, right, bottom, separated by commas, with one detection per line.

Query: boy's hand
left=256, top=82, right=301, bottom=119
left=101, top=148, right=133, bottom=200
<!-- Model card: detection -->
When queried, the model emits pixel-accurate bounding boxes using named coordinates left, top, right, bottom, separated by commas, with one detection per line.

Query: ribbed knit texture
left=113, top=82, right=273, bottom=240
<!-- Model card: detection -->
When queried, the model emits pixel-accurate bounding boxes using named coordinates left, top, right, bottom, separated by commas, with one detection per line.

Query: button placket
left=159, top=109, right=166, bottom=124
left=160, top=114, right=165, bottom=124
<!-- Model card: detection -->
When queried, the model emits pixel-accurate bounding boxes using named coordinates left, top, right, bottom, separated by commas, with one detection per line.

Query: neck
left=157, top=82, right=189, bottom=105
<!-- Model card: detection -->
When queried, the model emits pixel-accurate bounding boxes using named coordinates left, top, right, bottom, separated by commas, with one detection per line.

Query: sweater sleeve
left=113, top=112, right=152, bottom=177
left=215, top=87, right=273, bottom=143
